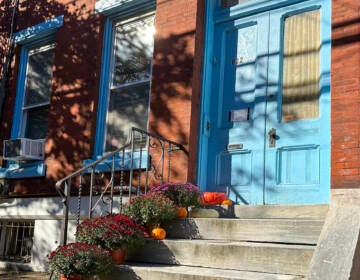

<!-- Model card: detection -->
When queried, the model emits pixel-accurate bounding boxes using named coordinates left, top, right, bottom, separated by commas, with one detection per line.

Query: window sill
left=95, top=0, right=155, bottom=16
left=83, top=151, right=149, bottom=173
left=0, top=162, right=46, bottom=179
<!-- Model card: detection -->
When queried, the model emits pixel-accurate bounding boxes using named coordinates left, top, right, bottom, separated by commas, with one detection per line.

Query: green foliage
left=124, top=193, right=177, bottom=227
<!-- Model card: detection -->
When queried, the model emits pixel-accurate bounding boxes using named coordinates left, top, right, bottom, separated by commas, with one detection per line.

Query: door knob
left=268, top=128, right=276, bottom=147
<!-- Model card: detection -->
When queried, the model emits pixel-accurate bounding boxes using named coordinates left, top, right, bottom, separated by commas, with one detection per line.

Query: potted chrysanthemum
left=149, top=182, right=202, bottom=217
left=123, top=193, right=177, bottom=239
left=76, top=214, right=144, bottom=264
left=47, top=242, right=113, bottom=280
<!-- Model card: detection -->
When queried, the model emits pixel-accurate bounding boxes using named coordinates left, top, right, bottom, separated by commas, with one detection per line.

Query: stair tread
left=179, top=218, right=324, bottom=221
left=211, top=204, right=329, bottom=219
left=119, top=263, right=304, bottom=280
left=151, top=238, right=316, bottom=249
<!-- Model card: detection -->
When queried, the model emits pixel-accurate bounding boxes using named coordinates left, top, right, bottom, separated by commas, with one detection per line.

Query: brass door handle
left=268, top=128, right=276, bottom=147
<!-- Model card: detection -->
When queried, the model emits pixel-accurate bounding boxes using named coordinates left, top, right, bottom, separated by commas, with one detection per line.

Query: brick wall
left=0, top=0, right=204, bottom=195
left=149, top=0, right=202, bottom=183
left=0, top=0, right=102, bottom=195
left=331, top=0, right=360, bottom=188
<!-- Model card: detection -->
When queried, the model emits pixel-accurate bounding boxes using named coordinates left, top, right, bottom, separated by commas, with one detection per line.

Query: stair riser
left=164, top=218, right=323, bottom=244
left=127, top=240, right=314, bottom=275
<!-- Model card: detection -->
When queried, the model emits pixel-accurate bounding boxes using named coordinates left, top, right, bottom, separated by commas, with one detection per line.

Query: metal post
left=128, top=129, right=135, bottom=200
left=60, top=179, right=71, bottom=245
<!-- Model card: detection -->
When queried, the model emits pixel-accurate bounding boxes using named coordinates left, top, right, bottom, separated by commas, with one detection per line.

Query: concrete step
left=106, top=263, right=305, bottom=280
left=206, top=204, right=329, bottom=219
left=164, top=218, right=324, bottom=244
left=126, top=239, right=315, bottom=275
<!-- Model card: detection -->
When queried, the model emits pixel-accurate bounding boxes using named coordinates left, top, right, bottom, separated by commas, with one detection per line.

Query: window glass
left=112, top=15, right=154, bottom=86
left=21, top=44, right=54, bottom=139
left=24, top=45, right=55, bottom=107
left=282, top=10, right=320, bottom=122
left=106, top=84, right=150, bottom=151
left=24, top=106, right=49, bottom=139
left=104, top=14, right=154, bottom=152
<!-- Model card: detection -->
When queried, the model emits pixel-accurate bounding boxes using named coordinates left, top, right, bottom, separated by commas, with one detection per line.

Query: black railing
left=55, top=127, right=187, bottom=245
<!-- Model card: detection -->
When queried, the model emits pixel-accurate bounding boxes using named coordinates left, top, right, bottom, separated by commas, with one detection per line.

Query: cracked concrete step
left=164, top=218, right=324, bottom=244
left=106, top=263, right=305, bottom=280
left=126, top=239, right=315, bottom=276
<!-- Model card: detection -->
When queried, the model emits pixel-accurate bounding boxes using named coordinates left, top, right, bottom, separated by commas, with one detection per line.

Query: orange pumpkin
left=151, top=227, right=166, bottom=240
left=221, top=199, right=232, bottom=205
left=202, top=192, right=228, bottom=205
left=176, top=207, right=188, bottom=218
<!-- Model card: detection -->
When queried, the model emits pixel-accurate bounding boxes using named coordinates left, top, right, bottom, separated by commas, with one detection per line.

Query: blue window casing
left=84, top=0, right=155, bottom=169
left=0, top=16, right=63, bottom=179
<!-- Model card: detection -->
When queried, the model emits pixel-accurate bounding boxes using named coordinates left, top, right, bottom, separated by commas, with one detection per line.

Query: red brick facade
left=0, top=0, right=102, bottom=195
left=0, top=0, right=359, bottom=196
left=331, top=0, right=360, bottom=189
left=148, top=0, right=202, bottom=183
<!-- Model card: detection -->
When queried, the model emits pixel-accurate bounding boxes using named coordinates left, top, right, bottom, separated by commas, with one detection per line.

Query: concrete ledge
left=307, top=189, right=360, bottom=280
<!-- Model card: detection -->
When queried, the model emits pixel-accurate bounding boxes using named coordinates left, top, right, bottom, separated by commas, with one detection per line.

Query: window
left=11, top=16, right=62, bottom=141
left=0, top=220, right=35, bottom=263
left=282, top=10, right=320, bottom=122
left=0, top=16, right=62, bottom=179
left=104, top=14, right=155, bottom=152
left=21, top=44, right=55, bottom=139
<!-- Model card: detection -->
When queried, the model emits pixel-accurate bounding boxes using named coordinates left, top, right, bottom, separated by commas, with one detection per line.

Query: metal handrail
left=55, top=127, right=187, bottom=245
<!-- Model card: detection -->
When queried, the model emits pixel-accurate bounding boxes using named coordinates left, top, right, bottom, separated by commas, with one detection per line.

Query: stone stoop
left=104, top=205, right=328, bottom=280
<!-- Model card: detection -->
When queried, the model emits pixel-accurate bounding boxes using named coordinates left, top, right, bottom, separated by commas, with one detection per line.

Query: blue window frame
left=93, top=0, right=156, bottom=159
left=0, top=16, right=63, bottom=179
left=12, top=16, right=63, bottom=140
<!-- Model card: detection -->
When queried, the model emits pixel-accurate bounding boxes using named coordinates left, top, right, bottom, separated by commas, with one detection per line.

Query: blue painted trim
left=14, top=15, right=63, bottom=45
left=95, top=0, right=155, bottom=17
left=214, top=0, right=315, bottom=23
left=0, top=162, right=46, bottom=179
left=11, top=47, right=28, bottom=139
left=94, top=18, right=112, bottom=157
left=82, top=151, right=149, bottom=173
left=197, top=0, right=216, bottom=192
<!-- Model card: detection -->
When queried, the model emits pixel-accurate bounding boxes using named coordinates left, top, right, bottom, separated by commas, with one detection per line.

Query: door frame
left=197, top=0, right=331, bottom=203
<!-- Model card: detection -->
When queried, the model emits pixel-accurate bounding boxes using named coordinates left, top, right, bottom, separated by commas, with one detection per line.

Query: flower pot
left=60, top=274, right=85, bottom=280
left=109, top=248, right=126, bottom=264
left=143, top=226, right=152, bottom=238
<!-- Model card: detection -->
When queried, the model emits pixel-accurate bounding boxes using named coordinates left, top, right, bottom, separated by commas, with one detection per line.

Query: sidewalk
left=0, top=271, right=49, bottom=280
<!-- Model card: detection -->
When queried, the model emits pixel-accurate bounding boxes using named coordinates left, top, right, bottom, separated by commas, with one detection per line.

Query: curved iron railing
left=55, top=127, right=187, bottom=245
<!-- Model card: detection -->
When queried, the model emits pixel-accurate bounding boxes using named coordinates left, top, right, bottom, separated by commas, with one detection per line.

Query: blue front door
left=200, top=0, right=331, bottom=205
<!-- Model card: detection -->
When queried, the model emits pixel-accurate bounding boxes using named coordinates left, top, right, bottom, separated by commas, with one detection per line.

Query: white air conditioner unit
left=3, top=138, right=45, bottom=161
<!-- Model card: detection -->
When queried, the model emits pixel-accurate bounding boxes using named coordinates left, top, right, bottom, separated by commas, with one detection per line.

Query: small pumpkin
left=221, top=199, right=232, bottom=205
left=202, top=192, right=228, bottom=205
left=176, top=207, right=188, bottom=218
left=151, top=227, right=166, bottom=240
